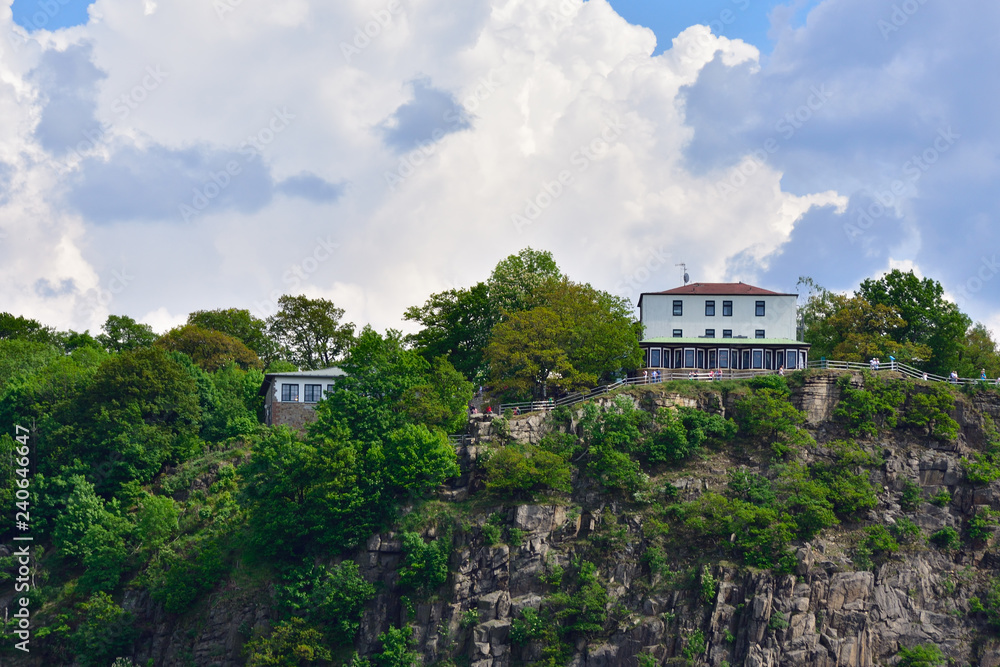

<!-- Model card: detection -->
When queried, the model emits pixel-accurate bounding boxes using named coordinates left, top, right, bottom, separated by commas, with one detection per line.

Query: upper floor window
left=705, top=300, right=715, bottom=316
left=673, top=300, right=683, bottom=316
left=705, top=329, right=715, bottom=338
left=755, top=330, right=766, bottom=339
left=723, top=301, right=733, bottom=316
left=723, top=329, right=732, bottom=338
left=755, top=301, right=766, bottom=316
left=326, top=384, right=335, bottom=395
left=672, top=329, right=683, bottom=338
left=304, top=384, right=323, bottom=403
left=281, top=384, right=299, bottom=402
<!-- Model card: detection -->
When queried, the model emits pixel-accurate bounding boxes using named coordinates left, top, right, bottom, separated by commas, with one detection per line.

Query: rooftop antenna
left=675, top=263, right=689, bottom=286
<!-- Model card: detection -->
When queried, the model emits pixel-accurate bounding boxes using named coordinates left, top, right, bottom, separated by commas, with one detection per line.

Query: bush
left=244, top=618, right=332, bottom=666
left=735, top=385, right=813, bottom=458
left=72, top=592, right=137, bottom=667
left=275, top=560, right=376, bottom=646
left=901, top=385, right=959, bottom=441
left=151, top=540, right=229, bottom=613
left=895, top=643, right=946, bottom=667
left=398, top=530, right=451, bottom=595
left=768, top=611, right=789, bottom=631
left=834, top=374, right=903, bottom=437
left=483, top=443, right=572, bottom=497
left=854, top=525, right=899, bottom=570
left=375, top=626, right=419, bottom=667
left=930, top=490, right=951, bottom=507
left=899, top=479, right=922, bottom=511
left=890, top=517, right=922, bottom=546
left=967, top=508, right=999, bottom=543
left=929, top=526, right=960, bottom=551
left=645, top=407, right=736, bottom=464
left=682, top=629, right=706, bottom=660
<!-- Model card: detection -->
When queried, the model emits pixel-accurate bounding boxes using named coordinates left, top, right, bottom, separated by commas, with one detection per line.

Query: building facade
left=638, top=282, right=809, bottom=371
left=259, top=367, right=346, bottom=429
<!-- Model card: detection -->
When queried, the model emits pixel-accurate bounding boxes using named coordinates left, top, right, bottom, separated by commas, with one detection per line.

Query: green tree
left=381, top=424, right=459, bottom=498
left=157, top=324, right=262, bottom=371
left=956, top=322, right=1000, bottom=379
left=188, top=307, right=278, bottom=363
left=266, top=295, right=355, bottom=370
left=400, top=357, right=474, bottom=434
left=0, top=312, right=58, bottom=344
left=97, top=314, right=157, bottom=353
left=486, top=247, right=564, bottom=315
left=276, top=561, right=376, bottom=646
left=858, top=269, right=970, bottom=374
left=404, top=282, right=496, bottom=381
left=895, top=644, right=945, bottom=667
left=72, top=592, right=137, bottom=667
left=374, top=626, right=419, bottom=667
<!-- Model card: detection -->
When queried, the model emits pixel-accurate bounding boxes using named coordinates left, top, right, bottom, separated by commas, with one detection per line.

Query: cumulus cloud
left=0, top=0, right=997, bottom=341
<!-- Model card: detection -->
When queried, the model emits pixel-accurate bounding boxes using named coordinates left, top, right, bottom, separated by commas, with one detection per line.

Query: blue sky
left=14, top=0, right=823, bottom=52
left=607, top=0, right=823, bottom=54
left=10, top=0, right=91, bottom=31
left=2, top=0, right=999, bottom=342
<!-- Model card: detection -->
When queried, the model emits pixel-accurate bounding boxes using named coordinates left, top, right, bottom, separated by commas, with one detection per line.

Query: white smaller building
left=258, top=367, right=347, bottom=429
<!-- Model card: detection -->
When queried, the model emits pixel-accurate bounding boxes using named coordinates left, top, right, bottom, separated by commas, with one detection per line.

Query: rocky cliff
left=9, top=370, right=1000, bottom=667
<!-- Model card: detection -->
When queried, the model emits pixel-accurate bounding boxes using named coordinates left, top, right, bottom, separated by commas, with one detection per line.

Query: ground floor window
left=304, top=384, right=323, bottom=403
left=281, top=384, right=299, bottom=402
left=649, top=348, right=661, bottom=367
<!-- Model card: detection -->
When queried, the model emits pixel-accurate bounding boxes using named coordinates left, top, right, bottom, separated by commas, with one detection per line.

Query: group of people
left=641, top=369, right=663, bottom=383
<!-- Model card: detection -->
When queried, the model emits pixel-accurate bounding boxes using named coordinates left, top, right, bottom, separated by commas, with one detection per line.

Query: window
left=649, top=348, right=661, bottom=368
left=722, top=300, right=732, bottom=316
left=755, top=300, right=765, bottom=316
left=752, top=349, right=763, bottom=369
left=705, top=329, right=715, bottom=338
left=304, top=384, right=323, bottom=403
left=673, top=300, right=683, bottom=316
left=326, top=384, right=335, bottom=395
left=672, top=329, right=683, bottom=338
left=281, top=384, right=299, bottom=402
left=705, top=300, right=715, bottom=316
left=719, top=349, right=730, bottom=368
left=755, top=330, right=765, bottom=339
left=722, top=329, right=732, bottom=338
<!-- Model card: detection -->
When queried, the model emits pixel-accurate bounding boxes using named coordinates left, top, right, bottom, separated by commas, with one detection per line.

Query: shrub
left=72, top=592, right=138, bottom=667
left=854, top=525, right=899, bottom=570
left=549, top=560, right=609, bottom=637
left=930, top=490, right=951, bottom=507
left=929, top=526, right=960, bottom=551
left=735, top=385, right=813, bottom=458
left=244, top=617, right=332, bottom=666
left=511, top=607, right=546, bottom=644
left=682, top=630, right=706, bottom=660
left=482, top=523, right=503, bottom=546
left=899, top=479, right=922, bottom=511
left=895, top=643, right=946, bottom=667
left=151, top=540, right=229, bottom=613
left=833, top=374, right=903, bottom=437
left=890, top=517, right=922, bottom=546
left=275, top=560, right=376, bottom=646
left=398, top=530, right=451, bottom=595
left=901, top=386, right=959, bottom=441
left=967, top=508, right=999, bottom=543
left=768, top=611, right=789, bottom=631
left=645, top=407, right=736, bottom=464
left=374, top=626, right=419, bottom=667
left=483, top=443, right=572, bottom=497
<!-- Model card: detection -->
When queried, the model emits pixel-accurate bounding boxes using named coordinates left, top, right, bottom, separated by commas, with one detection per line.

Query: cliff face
left=10, top=372, right=1000, bottom=667
left=351, top=374, right=1000, bottom=667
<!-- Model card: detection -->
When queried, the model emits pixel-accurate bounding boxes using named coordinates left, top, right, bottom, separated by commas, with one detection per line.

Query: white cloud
left=1, top=0, right=996, bottom=341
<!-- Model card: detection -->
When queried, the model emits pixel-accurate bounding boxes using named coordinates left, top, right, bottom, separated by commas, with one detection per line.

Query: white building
left=637, top=282, right=809, bottom=371
left=258, top=367, right=347, bottom=429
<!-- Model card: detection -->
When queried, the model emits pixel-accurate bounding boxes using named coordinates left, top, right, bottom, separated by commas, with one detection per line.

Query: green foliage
left=401, top=357, right=475, bottom=434
left=483, top=443, right=572, bottom=498
left=382, top=424, right=461, bottom=498
left=98, top=314, right=156, bottom=353
left=682, top=629, right=706, bottom=660
left=895, top=643, right=946, bottom=667
left=971, top=577, right=1000, bottom=630
left=930, top=490, right=951, bottom=507
left=150, top=540, right=229, bottom=613
left=482, top=523, right=503, bottom=546
left=645, top=406, right=735, bottom=464
left=374, top=626, right=419, bottom=667
left=157, top=324, right=263, bottom=372
left=890, top=517, right=923, bottom=546
left=578, top=396, right=649, bottom=491
left=808, top=440, right=881, bottom=520
left=72, top=592, right=137, bottom=667
left=700, top=569, right=718, bottom=605
left=853, top=525, right=899, bottom=570
left=858, top=269, right=971, bottom=376
left=901, top=385, right=959, bottom=441
left=398, top=529, right=452, bottom=596
left=929, top=526, right=960, bottom=551
left=549, top=560, right=609, bottom=637
left=735, top=382, right=813, bottom=458
left=511, top=606, right=547, bottom=644
left=244, top=617, right=332, bottom=666
left=275, top=560, right=376, bottom=646
left=900, top=479, right=922, bottom=511
left=833, top=374, right=904, bottom=437
left=187, top=307, right=278, bottom=364
left=460, top=609, right=480, bottom=629
left=768, top=611, right=790, bottom=631
left=967, top=507, right=999, bottom=543
left=266, top=295, right=355, bottom=370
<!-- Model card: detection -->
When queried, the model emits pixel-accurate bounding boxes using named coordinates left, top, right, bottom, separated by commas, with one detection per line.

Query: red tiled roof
left=643, top=282, right=796, bottom=297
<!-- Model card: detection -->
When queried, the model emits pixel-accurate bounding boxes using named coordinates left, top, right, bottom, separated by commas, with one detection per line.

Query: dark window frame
left=722, top=300, right=733, bottom=316
left=705, top=329, right=715, bottom=338
left=304, top=384, right=323, bottom=403
left=722, top=329, right=732, bottom=338
left=755, top=300, right=766, bottom=317
left=673, top=300, right=683, bottom=316
left=672, top=329, right=683, bottom=338
left=705, top=300, right=715, bottom=317
left=755, top=329, right=766, bottom=339
left=281, top=383, right=299, bottom=402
